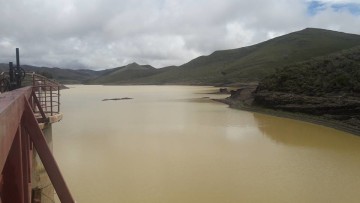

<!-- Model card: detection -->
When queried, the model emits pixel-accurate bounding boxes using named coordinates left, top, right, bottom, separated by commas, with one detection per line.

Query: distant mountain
left=86, top=63, right=158, bottom=84
left=85, top=63, right=178, bottom=84
left=131, top=28, right=360, bottom=85
left=0, top=63, right=103, bottom=84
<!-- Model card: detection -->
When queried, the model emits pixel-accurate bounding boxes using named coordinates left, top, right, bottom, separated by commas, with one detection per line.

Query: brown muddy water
left=53, top=85, right=360, bottom=203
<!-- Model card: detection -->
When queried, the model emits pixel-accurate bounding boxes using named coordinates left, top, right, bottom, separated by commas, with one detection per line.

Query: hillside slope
left=132, top=28, right=360, bottom=85
left=86, top=63, right=175, bottom=84
left=257, top=46, right=360, bottom=96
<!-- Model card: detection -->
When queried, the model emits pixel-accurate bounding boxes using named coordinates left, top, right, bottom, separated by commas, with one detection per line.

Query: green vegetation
left=88, top=28, right=360, bottom=85
left=86, top=63, right=159, bottom=84
left=257, top=46, right=360, bottom=96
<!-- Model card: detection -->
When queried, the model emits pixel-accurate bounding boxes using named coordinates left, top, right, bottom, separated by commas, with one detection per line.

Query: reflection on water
left=254, top=113, right=360, bottom=150
left=54, top=85, right=360, bottom=203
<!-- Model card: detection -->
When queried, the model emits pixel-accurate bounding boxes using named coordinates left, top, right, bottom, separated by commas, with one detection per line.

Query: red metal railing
left=0, top=72, right=61, bottom=116
left=28, top=73, right=61, bottom=116
left=0, top=85, right=73, bottom=202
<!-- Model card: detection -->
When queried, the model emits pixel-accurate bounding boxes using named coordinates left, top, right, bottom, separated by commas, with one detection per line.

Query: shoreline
left=214, top=98, right=360, bottom=137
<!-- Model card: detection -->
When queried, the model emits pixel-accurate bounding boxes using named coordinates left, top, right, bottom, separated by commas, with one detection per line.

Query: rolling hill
left=86, top=63, right=169, bottom=84
left=129, top=28, right=360, bottom=85
left=0, top=64, right=103, bottom=84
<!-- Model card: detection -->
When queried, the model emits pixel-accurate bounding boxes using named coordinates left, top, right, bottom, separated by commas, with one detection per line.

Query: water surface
left=53, top=85, right=360, bottom=203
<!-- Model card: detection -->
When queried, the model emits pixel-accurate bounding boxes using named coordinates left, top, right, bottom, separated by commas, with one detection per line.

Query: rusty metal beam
left=22, top=99, right=75, bottom=203
left=0, top=87, right=32, bottom=174
left=21, top=126, right=31, bottom=203
left=2, top=127, right=25, bottom=203
left=0, top=174, right=3, bottom=196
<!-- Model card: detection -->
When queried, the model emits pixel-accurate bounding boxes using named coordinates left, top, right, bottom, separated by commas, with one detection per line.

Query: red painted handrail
left=0, top=87, right=74, bottom=202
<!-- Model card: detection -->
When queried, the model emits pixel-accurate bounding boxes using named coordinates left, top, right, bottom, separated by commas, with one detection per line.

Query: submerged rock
left=102, top=97, right=133, bottom=101
left=219, top=88, right=229, bottom=94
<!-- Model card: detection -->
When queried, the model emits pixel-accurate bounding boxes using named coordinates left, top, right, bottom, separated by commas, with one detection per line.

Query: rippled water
left=53, top=85, right=360, bottom=203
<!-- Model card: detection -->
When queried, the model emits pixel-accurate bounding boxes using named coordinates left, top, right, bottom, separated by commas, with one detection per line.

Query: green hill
left=0, top=64, right=103, bottom=84
left=86, top=63, right=166, bottom=84
left=132, top=28, right=360, bottom=85
left=257, top=46, right=360, bottom=96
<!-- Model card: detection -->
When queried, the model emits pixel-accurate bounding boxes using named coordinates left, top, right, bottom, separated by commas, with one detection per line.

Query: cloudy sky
left=0, top=0, right=359, bottom=70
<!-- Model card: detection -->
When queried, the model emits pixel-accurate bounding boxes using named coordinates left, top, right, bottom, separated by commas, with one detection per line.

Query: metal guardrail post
left=50, top=88, right=53, bottom=116
left=57, top=86, right=60, bottom=113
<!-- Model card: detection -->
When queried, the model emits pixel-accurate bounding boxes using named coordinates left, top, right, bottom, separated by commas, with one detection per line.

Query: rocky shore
left=217, top=86, right=360, bottom=136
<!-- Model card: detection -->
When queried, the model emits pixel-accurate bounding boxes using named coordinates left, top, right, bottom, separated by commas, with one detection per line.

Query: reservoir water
left=53, top=85, right=360, bottom=203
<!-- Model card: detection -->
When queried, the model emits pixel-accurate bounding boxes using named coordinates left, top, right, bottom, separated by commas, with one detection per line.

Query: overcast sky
left=0, top=0, right=359, bottom=70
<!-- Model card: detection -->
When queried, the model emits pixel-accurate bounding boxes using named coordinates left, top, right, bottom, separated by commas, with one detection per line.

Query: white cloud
left=306, top=0, right=359, bottom=3
left=308, top=6, right=360, bottom=33
left=225, top=22, right=255, bottom=47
